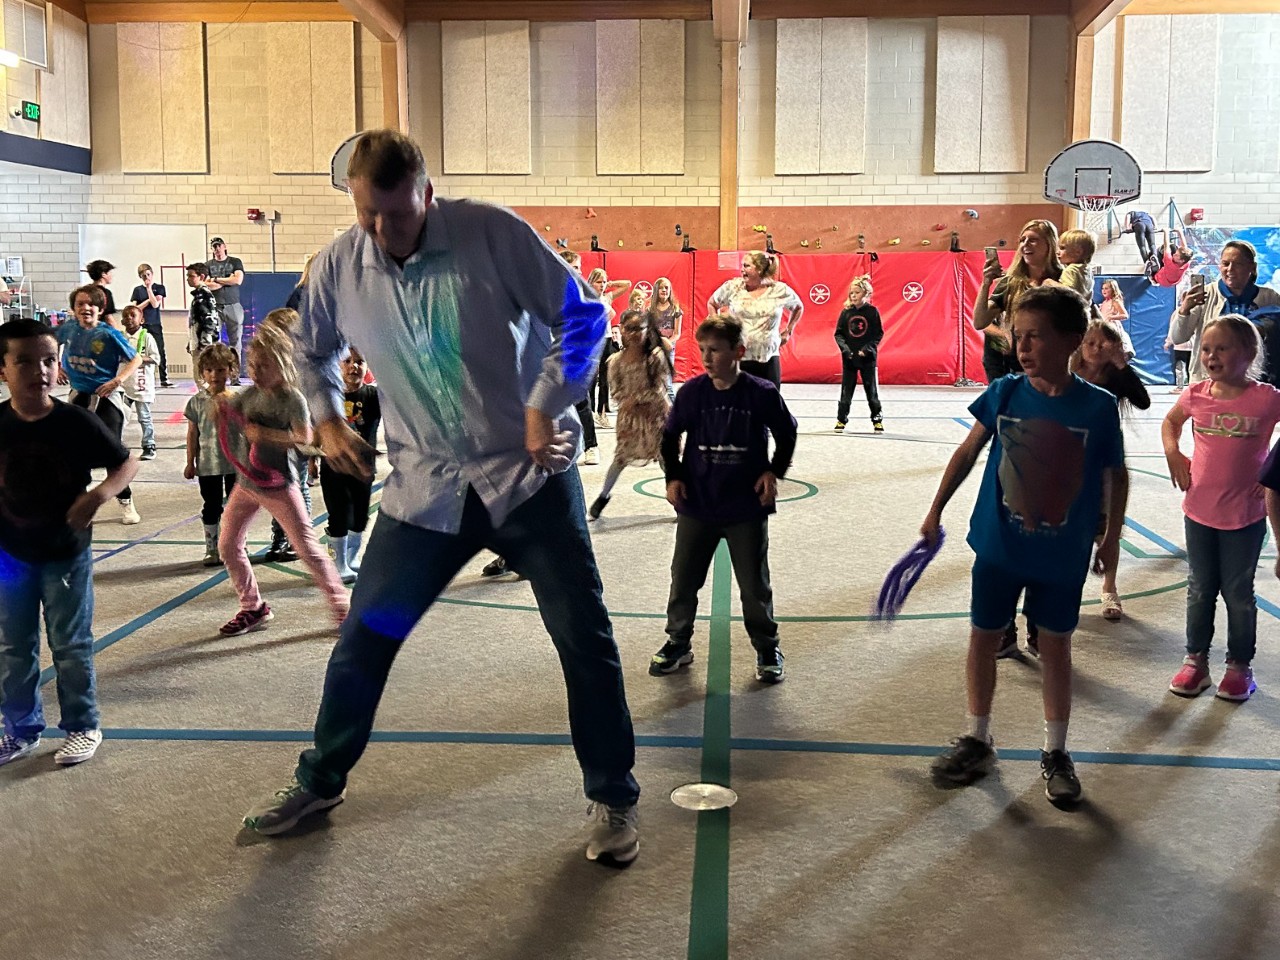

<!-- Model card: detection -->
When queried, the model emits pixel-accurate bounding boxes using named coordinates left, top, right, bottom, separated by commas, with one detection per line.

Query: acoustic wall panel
left=484, top=21, right=531, bottom=174
left=1165, top=15, right=1217, bottom=172
left=441, top=21, right=488, bottom=174
left=638, top=19, right=684, bottom=174
left=116, top=23, right=164, bottom=172
left=40, top=8, right=89, bottom=147
left=1120, top=15, right=1171, bottom=171
left=267, top=23, right=313, bottom=173
left=774, top=19, right=822, bottom=175
left=158, top=23, right=207, bottom=173
left=933, top=17, right=984, bottom=174
left=977, top=16, right=1029, bottom=173
left=310, top=22, right=357, bottom=171
left=441, top=20, right=530, bottom=175
left=596, top=19, right=642, bottom=175
left=818, top=18, right=867, bottom=175
left=935, top=16, right=1029, bottom=174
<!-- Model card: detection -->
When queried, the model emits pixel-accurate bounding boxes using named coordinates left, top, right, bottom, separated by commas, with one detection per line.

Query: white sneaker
left=585, top=802, right=639, bottom=864
left=54, top=729, right=102, bottom=766
left=120, top=499, right=141, bottom=525
left=0, top=734, right=40, bottom=766
left=583, top=448, right=599, bottom=466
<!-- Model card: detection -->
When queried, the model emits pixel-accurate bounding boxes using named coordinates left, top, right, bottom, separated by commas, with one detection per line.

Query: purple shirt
left=661, top=373, right=798, bottom=524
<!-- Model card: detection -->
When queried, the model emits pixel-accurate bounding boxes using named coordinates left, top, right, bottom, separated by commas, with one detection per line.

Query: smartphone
left=984, top=246, right=998, bottom=262
left=1190, top=274, right=1206, bottom=292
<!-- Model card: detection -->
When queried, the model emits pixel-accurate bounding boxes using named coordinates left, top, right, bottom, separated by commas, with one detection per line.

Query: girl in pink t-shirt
left=1163, top=315, right=1280, bottom=702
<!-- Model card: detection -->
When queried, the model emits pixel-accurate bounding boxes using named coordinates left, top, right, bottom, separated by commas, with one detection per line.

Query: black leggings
left=320, top=463, right=373, bottom=537
left=740, top=356, right=781, bottom=388
left=837, top=355, right=882, bottom=422
left=594, top=364, right=610, bottom=414
left=576, top=399, right=597, bottom=450
left=198, top=473, right=236, bottom=524
left=69, top=392, right=132, bottom=501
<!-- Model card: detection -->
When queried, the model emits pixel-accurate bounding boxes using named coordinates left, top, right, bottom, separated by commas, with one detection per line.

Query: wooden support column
left=380, top=36, right=409, bottom=130
left=1067, top=32, right=1094, bottom=143
left=719, top=39, right=740, bottom=251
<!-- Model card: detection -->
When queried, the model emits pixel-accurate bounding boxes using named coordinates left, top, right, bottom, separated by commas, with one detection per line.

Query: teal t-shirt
left=56, top=322, right=136, bottom=396
left=966, top=374, right=1124, bottom=584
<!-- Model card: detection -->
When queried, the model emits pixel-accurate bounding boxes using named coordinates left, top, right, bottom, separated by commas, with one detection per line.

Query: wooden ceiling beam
left=84, top=3, right=356, bottom=24
left=751, top=0, right=1071, bottom=17
left=1127, top=0, right=1280, bottom=11
left=1071, top=0, right=1131, bottom=36
left=712, top=0, right=748, bottom=42
left=404, top=0, right=711, bottom=20
left=339, top=0, right=403, bottom=40
left=50, top=0, right=88, bottom=21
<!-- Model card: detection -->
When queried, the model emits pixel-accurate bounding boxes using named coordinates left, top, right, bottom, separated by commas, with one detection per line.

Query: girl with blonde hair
left=833, top=275, right=884, bottom=433
left=973, top=220, right=1063, bottom=384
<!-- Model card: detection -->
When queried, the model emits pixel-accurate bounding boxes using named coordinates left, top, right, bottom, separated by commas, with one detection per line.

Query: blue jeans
left=1184, top=516, right=1265, bottom=663
left=295, top=468, right=640, bottom=807
left=130, top=398, right=154, bottom=449
left=0, top=545, right=99, bottom=739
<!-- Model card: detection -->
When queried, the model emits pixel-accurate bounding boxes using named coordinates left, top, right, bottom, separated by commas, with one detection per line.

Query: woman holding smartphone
left=1168, top=240, right=1280, bottom=384
left=971, top=221, right=1063, bottom=384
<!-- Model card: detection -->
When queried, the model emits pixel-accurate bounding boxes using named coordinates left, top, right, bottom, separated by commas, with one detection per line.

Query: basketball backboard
left=330, top=133, right=363, bottom=193
left=1043, top=139, right=1142, bottom=210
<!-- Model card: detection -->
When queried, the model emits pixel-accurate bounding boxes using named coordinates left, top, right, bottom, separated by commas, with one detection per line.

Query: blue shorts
left=970, top=556, right=1085, bottom=636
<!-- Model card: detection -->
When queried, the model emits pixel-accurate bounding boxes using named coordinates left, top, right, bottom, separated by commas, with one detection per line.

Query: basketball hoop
left=1078, top=195, right=1119, bottom=235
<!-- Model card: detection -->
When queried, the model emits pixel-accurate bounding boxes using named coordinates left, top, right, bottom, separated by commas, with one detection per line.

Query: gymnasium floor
left=6, top=382, right=1280, bottom=960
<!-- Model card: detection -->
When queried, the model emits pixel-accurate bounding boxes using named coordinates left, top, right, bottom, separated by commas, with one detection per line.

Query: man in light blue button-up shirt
left=244, top=131, right=641, bottom=865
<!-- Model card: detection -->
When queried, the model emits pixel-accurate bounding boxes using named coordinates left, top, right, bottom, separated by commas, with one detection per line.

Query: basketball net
left=1078, top=195, right=1118, bottom=238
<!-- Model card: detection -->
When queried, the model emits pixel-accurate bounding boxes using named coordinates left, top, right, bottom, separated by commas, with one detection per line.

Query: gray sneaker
left=243, top=778, right=345, bottom=835
left=0, top=734, right=40, bottom=767
left=585, top=802, right=639, bottom=865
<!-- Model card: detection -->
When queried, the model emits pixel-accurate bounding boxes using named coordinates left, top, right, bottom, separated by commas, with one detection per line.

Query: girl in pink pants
left=216, top=318, right=348, bottom=636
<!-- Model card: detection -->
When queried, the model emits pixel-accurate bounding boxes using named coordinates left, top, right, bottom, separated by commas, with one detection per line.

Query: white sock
left=1044, top=720, right=1069, bottom=754
left=967, top=714, right=991, bottom=742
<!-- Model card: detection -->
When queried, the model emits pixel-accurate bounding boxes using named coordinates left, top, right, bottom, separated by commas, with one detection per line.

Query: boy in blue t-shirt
left=653, top=316, right=798, bottom=683
left=921, top=286, right=1128, bottom=805
left=0, top=320, right=139, bottom=767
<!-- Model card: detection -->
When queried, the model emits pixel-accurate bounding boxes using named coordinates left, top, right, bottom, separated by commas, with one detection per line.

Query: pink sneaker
left=1169, top=654, right=1212, bottom=697
left=1216, top=662, right=1256, bottom=702
left=220, top=604, right=274, bottom=637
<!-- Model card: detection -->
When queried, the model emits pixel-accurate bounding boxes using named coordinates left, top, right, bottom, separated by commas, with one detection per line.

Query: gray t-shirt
left=207, top=255, right=245, bottom=306
left=184, top=391, right=234, bottom=476
left=225, top=385, right=309, bottom=491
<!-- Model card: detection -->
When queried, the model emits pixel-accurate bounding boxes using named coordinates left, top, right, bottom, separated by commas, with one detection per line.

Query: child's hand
left=1166, top=451, right=1192, bottom=491
left=755, top=471, right=778, bottom=506
left=920, top=512, right=943, bottom=547
left=243, top=423, right=265, bottom=445
left=666, top=480, right=686, bottom=507
left=95, top=378, right=121, bottom=398
left=183, top=464, right=196, bottom=480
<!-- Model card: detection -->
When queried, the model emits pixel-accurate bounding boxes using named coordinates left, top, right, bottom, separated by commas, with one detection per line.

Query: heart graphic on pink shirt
left=1219, top=415, right=1242, bottom=433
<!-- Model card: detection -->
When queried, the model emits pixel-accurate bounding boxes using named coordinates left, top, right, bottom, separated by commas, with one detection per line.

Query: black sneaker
left=755, top=645, right=785, bottom=684
left=931, top=735, right=996, bottom=786
left=589, top=494, right=610, bottom=521
left=873, top=419, right=884, bottom=434
left=649, top=640, right=693, bottom=676
left=995, top=623, right=1019, bottom=659
left=140, top=446, right=157, bottom=461
left=1041, top=749, right=1082, bottom=805
left=264, top=537, right=298, bottom=563
left=481, top=556, right=508, bottom=577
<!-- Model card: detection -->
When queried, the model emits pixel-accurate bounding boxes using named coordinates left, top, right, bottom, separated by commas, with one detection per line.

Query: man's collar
left=361, top=198, right=448, bottom=270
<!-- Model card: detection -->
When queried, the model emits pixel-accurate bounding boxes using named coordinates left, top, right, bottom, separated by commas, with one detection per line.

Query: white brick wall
left=740, top=17, right=1070, bottom=205
left=1093, top=13, right=1280, bottom=273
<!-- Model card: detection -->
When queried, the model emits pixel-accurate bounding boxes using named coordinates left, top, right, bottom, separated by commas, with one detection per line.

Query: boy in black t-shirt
left=320, top=346, right=381, bottom=582
left=0, top=320, right=139, bottom=768
left=653, top=316, right=798, bottom=683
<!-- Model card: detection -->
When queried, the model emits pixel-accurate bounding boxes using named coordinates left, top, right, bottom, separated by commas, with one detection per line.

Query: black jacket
left=834, top=304, right=884, bottom=360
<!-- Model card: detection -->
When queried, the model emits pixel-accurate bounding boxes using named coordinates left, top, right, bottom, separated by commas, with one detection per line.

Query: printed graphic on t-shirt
left=344, top=397, right=367, bottom=428
left=695, top=405, right=752, bottom=466
left=848, top=316, right=868, bottom=338
left=1193, top=412, right=1261, bottom=439
left=996, top=415, right=1087, bottom=531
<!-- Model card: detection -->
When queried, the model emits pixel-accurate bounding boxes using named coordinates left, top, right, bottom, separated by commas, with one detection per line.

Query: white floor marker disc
left=670, top=782, right=738, bottom=811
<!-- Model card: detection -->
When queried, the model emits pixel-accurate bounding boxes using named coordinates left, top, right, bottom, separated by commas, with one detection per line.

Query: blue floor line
left=1122, top=516, right=1184, bottom=557
left=93, top=513, right=201, bottom=564
left=41, top=728, right=1280, bottom=772
left=952, top=417, right=972, bottom=429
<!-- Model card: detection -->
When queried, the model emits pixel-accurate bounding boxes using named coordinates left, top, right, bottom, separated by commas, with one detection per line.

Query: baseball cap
left=210, top=237, right=225, bottom=247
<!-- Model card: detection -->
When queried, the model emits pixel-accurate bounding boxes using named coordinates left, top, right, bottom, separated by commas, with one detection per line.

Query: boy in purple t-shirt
left=653, top=316, right=798, bottom=683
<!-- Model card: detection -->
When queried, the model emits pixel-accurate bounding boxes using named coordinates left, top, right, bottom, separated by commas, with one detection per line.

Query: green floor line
left=687, top=542, right=732, bottom=960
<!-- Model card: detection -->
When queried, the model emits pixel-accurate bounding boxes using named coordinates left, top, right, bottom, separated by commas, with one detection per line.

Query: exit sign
left=21, top=101, right=39, bottom=122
